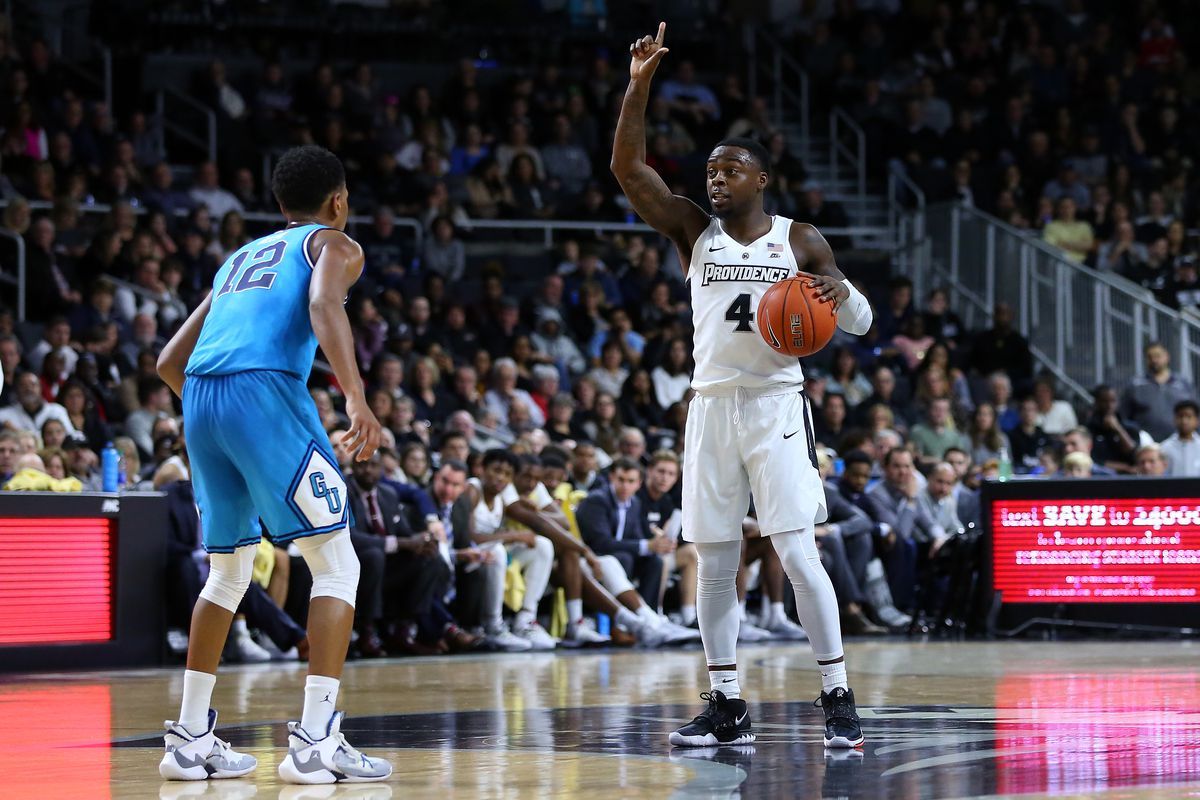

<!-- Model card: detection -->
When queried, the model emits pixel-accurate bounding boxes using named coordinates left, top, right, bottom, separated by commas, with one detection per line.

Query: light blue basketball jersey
left=187, top=223, right=330, bottom=380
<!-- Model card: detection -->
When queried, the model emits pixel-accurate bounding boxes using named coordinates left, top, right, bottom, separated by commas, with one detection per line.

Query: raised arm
left=157, top=291, right=212, bottom=398
left=309, top=229, right=381, bottom=462
left=789, top=221, right=873, bottom=336
left=610, top=22, right=709, bottom=263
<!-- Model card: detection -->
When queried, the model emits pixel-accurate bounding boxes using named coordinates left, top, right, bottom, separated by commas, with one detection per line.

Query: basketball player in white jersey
left=611, top=23, right=873, bottom=749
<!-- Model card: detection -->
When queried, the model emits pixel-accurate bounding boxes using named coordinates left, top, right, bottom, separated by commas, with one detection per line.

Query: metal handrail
left=746, top=24, right=810, bottom=146
left=0, top=228, right=26, bottom=321
left=829, top=107, right=866, bottom=202
left=896, top=200, right=1200, bottom=401
left=955, top=204, right=1187, bottom=312
left=155, top=88, right=217, bottom=163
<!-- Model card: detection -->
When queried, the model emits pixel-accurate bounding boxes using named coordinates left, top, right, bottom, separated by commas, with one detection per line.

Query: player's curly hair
left=713, top=136, right=771, bottom=176
left=271, top=145, right=345, bottom=214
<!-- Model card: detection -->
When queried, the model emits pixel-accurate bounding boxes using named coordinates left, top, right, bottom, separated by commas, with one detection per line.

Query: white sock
left=514, top=609, right=535, bottom=631
left=636, top=604, right=659, bottom=624
left=770, top=602, right=787, bottom=626
left=179, top=669, right=216, bottom=735
left=820, top=660, right=848, bottom=693
left=301, top=675, right=340, bottom=736
left=679, top=605, right=696, bottom=626
left=709, top=667, right=740, bottom=699
left=615, top=606, right=641, bottom=631
left=566, top=599, right=583, bottom=624
left=738, top=601, right=748, bottom=621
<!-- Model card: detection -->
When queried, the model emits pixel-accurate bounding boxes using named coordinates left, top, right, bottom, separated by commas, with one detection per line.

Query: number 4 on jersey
left=725, top=293, right=754, bottom=332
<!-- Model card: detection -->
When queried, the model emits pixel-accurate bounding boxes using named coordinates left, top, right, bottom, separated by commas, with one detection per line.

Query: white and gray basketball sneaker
left=159, top=709, right=257, bottom=781
left=737, top=620, right=773, bottom=642
left=278, top=711, right=392, bottom=784
left=480, top=623, right=534, bottom=652
left=763, top=615, right=808, bottom=640
left=514, top=621, right=558, bottom=650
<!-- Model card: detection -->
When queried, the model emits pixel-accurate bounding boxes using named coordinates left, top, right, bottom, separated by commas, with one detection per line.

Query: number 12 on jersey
left=216, top=241, right=287, bottom=298
left=725, top=293, right=754, bottom=332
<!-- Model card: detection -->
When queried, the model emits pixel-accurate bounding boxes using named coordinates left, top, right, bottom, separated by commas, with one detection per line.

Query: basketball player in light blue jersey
left=156, top=146, right=391, bottom=784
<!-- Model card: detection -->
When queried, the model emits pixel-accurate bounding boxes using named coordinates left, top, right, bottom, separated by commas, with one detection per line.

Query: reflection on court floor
left=4, top=641, right=1200, bottom=799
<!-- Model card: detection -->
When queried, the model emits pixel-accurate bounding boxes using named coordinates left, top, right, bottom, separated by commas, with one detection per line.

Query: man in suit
left=819, top=481, right=886, bottom=635
left=576, top=457, right=673, bottom=606
left=346, top=450, right=450, bottom=655
left=163, top=477, right=307, bottom=661
left=864, top=447, right=944, bottom=610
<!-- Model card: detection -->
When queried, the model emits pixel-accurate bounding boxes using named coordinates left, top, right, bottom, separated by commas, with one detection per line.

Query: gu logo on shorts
left=700, top=262, right=790, bottom=287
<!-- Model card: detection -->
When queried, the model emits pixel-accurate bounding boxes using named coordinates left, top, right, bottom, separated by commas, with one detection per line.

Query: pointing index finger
left=655, top=21, right=666, bottom=45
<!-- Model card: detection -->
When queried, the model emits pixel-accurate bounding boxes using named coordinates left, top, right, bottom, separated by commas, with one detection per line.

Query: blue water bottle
left=101, top=442, right=120, bottom=492
left=596, top=613, right=611, bottom=636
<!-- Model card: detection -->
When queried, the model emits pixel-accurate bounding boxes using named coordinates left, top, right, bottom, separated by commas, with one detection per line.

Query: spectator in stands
left=577, top=457, right=671, bottom=607
left=918, top=462, right=966, bottom=540
left=1097, top=220, right=1147, bottom=274
left=967, top=402, right=1010, bottom=466
left=125, top=377, right=172, bottom=458
left=0, top=370, right=72, bottom=433
left=827, top=346, right=872, bottom=408
left=1062, top=451, right=1094, bottom=478
left=484, top=357, right=545, bottom=430
left=866, top=448, right=941, bottom=610
left=542, top=114, right=592, bottom=197
left=658, top=60, right=721, bottom=134
left=909, top=398, right=968, bottom=468
left=346, top=450, right=449, bottom=656
left=1042, top=197, right=1095, bottom=264
left=1033, top=376, right=1079, bottom=435
left=58, top=380, right=109, bottom=451
left=26, top=215, right=81, bottom=320
left=0, top=430, right=19, bottom=485
left=421, top=216, right=465, bottom=283
left=876, top=277, right=915, bottom=341
left=1062, top=428, right=1116, bottom=477
left=1133, top=444, right=1167, bottom=476
left=1120, top=342, right=1197, bottom=442
left=187, top=161, right=242, bottom=220
left=856, top=365, right=910, bottom=429
left=531, top=308, right=587, bottom=378
left=814, top=392, right=849, bottom=448
left=986, top=372, right=1019, bottom=432
left=1158, top=400, right=1200, bottom=478
left=143, top=162, right=193, bottom=217
left=1085, top=384, right=1142, bottom=473
left=818, top=454, right=890, bottom=635
left=27, top=316, right=77, bottom=375
left=969, top=303, right=1033, bottom=384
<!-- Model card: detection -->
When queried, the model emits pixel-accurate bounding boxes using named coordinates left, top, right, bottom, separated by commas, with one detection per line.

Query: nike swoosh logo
left=783, top=430, right=800, bottom=439
left=763, top=313, right=782, bottom=349
left=735, top=711, right=749, bottom=725
left=708, top=245, right=726, bottom=252
left=720, top=677, right=736, bottom=683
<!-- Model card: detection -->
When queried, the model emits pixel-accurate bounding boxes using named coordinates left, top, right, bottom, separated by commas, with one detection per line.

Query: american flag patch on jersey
left=767, top=242, right=784, bottom=252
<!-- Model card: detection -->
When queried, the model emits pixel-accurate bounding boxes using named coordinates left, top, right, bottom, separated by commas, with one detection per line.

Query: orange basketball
left=757, top=276, right=838, bottom=357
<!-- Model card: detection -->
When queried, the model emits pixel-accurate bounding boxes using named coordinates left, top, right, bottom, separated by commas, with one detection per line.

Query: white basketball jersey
left=688, top=215, right=807, bottom=392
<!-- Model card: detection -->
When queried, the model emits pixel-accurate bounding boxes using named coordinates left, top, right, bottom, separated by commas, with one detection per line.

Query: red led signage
left=0, top=518, right=115, bottom=644
left=992, top=499, right=1200, bottom=603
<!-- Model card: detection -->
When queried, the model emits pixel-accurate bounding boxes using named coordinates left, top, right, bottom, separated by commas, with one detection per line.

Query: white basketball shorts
left=682, top=387, right=828, bottom=543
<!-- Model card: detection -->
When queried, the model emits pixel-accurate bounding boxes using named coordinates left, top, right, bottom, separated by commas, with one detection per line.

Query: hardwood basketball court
left=5, top=640, right=1200, bottom=798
